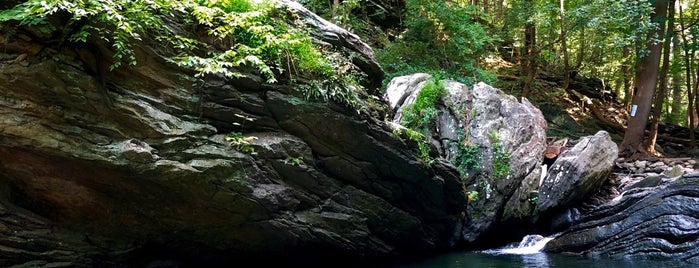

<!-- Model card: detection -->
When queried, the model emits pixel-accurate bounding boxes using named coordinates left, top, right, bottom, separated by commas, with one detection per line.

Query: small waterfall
left=482, top=234, right=555, bottom=255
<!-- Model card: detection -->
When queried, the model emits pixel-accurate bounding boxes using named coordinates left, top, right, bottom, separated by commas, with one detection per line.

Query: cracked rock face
left=0, top=3, right=463, bottom=266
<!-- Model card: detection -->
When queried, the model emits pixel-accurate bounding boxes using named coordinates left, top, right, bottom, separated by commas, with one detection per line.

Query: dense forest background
left=2, top=0, right=697, bottom=157
left=301, top=0, right=699, bottom=156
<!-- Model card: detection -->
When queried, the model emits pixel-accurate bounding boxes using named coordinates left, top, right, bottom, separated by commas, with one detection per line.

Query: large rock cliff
left=0, top=1, right=464, bottom=266
left=6, top=0, right=698, bottom=266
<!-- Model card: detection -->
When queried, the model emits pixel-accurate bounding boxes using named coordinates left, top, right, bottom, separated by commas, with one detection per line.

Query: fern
left=1, top=0, right=370, bottom=110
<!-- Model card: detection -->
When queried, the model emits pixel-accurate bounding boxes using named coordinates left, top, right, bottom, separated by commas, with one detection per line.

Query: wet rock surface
left=545, top=157, right=699, bottom=263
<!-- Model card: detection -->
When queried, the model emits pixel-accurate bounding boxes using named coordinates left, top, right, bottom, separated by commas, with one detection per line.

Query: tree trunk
left=560, top=0, right=570, bottom=90
left=670, top=68, right=683, bottom=123
left=331, top=0, right=339, bottom=18
left=679, top=3, right=696, bottom=147
left=619, top=0, right=669, bottom=156
left=646, top=0, right=675, bottom=154
left=575, top=26, right=585, bottom=70
left=521, top=0, right=537, bottom=97
left=696, top=66, right=699, bottom=135
left=670, top=35, right=683, bottom=123
left=622, top=47, right=633, bottom=105
left=590, top=43, right=602, bottom=77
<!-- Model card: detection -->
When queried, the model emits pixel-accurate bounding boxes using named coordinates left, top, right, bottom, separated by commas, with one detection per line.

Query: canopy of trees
left=302, top=0, right=699, bottom=157
left=4, top=0, right=699, bottom=156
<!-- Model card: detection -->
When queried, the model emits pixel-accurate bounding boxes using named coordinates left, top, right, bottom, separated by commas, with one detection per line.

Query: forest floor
left=485, top=57, right=696, bottom=159
left=491, top=67, right=699, bottom=209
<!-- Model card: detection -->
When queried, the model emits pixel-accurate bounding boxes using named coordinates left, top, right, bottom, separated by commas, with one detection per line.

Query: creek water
left=380, top=234, right=695, bottom=268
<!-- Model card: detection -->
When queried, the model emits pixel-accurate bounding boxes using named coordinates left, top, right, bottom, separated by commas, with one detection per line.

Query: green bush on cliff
left=392, top=127, right=434, bottom=164
left=0, top=0, right=361, bottom=107
left=397, top=75, right=446, bottom=164
left=489, top=130, right=510, bottom=179
left=401, top=76, right=446, bottom=132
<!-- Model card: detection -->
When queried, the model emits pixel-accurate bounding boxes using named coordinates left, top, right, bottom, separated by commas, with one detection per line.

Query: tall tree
left=669, top=46, right=683, bottom=124
left=622, top=47, right=633, bottom=106
left=560, top=0, right=570, bottom=89
left=521, top=0, right=537, bottom=97
left=647, top=0, right=675, bottom=154
left=678, top=2, right=696, bottom=146
left=619, top=0, right=669, bottom=155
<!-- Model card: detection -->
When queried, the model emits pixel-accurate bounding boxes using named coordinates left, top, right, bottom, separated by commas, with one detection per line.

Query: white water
left=610, top=191, right=625, bottom=203
left=482, top=234, right=556, bottom=255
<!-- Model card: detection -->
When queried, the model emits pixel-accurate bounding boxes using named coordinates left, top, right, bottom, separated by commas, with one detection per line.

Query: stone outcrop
left=544, top=156, right=699, bottom=263
left=0, top=2, right=465, bottom=267
left=6, top=0, right=699, bottom=264
left=385, top=74, right=548, bottom=244
left=280, top=1, right=383, bottom=89
left=536, top=131, right=617, bottom=221
left=545, top=176, right=699, bottom=263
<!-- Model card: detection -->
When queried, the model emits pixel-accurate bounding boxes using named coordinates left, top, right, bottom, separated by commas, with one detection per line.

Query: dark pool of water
left=383, top=251, right=698, bottom=268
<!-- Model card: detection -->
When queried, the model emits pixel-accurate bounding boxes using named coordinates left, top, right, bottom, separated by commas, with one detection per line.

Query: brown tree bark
left=669, top=36, right=682, bottom=122
left=575, top=27, right=585, bottom=70
left=619, top=0, right=669, bottom=156
left=679, top=3, right=696, bottom=147
left=521, top=0, right=537, bottom=97
left=621, top=47, right=633, bottom=106
left=646, top=0, right=675, bottom=154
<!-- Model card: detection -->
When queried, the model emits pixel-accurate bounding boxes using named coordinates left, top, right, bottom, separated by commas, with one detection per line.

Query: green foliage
left=297, top=77, right=361, bottom=109
left=0, top=4, right=43, bottom=26
left=392, top=126, right=433, bottom=164
left=283, top=156, right=304, bottom=166
left=0, top=0, right=171, bottom=70
left=0, top=0, right=364, bottom=108
left=477, top=178, right=492, bottom=200
left=403, top=128, right=423, bottom=142
left=415, top=137, right=433, bottom=164
left=498, top=0, right=658, bottom=97
left=528, top=195, right=538, bottom=205
left=451, top=123, right=482, bottom=179
left=175, top=0, right=325, bottom=84
left=401, top=76, right=446, bottom=130
left=467, top=190, right=479, bottom=201
left=198, top=0, right=252, bottom=13
left=489, top=130, right=510, bottom=179
left=377, top=0, right=498, bottom=86
left=453, top=142, right=481, bottom=177
left=226, top=131, right=257, bottom=154
left=395, top=76, right=448, bottom=164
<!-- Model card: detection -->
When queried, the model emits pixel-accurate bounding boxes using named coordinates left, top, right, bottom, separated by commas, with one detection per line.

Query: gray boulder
left=537, top=131, right=617, bottom=218
left=386, top=75, right=547, bottom=243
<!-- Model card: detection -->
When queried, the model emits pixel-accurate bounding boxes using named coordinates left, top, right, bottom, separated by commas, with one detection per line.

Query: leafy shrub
left=376, top=0, right=498, bottom=86
left=468, top=190, right=479, bottom=201
left=453, top=142, right=481, bottom=176
left=198, top=0, right=252, bottom=13
left=401, top=76, right=446, bottom=130
left=392, top=126, right=434, bottom=164
left=0, top=0, right=364, bottom=108
left=489, top=130, right=510, bottom=179
left=226, top=131, right=257, bottom=154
